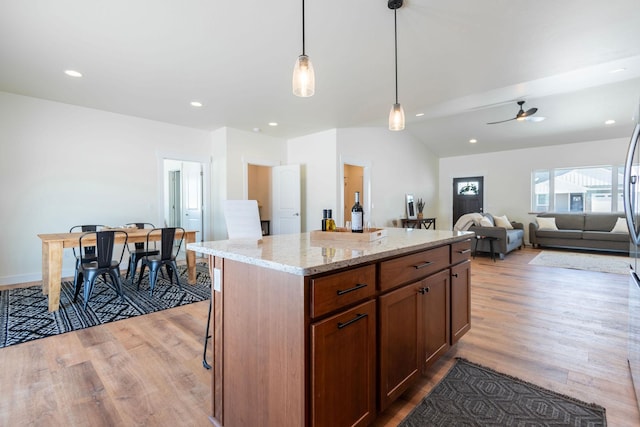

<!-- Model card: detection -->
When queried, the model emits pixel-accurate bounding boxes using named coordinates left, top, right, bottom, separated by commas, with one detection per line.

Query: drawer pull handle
left=452, top=273, right=459, bottom=278
left=458, top=249, right=471, bottom=254
left=336, top=283, right=368, bottom=296
left=414, top=261, right=434, bottom=269
left=337, top=313, right=368, bottom=329
left=419, top=287, right=430, bottom=295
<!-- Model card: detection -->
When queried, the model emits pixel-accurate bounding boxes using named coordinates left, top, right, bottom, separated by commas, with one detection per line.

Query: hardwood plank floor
left=1, top=247, right=638, bottom=426
left=373, top=247, right=640, bottom=427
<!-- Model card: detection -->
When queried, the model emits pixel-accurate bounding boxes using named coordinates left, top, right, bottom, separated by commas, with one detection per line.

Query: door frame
left=339, top=156, right=372, bottom=227
left=157, top=152, right=210, bottom=242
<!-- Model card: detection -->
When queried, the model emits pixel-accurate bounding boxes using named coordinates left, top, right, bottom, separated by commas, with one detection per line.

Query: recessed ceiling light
left=268, top=122, right=278, bottom=127
left=610, top=68, right=626, bottom=73
left=415, top=113, right=424, bottom=117
left=605, top=119, right=616, bottom=125
left=190, top=101, right=203, bottom=107
left=64, top=69, right=82, bottom=78
left=469, top=139, right=477, bottom=144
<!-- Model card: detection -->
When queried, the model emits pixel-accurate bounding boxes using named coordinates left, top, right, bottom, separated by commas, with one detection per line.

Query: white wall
left=0, top=91, right=212, bottom=284
left=288, top=127, right=440, bottom=231
left=338, top=128, right=440, bottom=228
left=438, top=137, right=629, bottom=242
left=288, top=129, right=338, bottom=232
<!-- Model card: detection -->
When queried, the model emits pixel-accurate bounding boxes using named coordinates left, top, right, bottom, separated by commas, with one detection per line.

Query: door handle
left=294, top=213, right=300, bottom=216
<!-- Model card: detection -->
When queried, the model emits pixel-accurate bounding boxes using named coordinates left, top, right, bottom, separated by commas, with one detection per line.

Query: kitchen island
left=188, top=228, right=473, bottom=427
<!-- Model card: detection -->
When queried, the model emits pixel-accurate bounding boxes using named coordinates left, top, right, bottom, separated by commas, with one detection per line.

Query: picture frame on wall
left=406, top=194, right=417, bottom=219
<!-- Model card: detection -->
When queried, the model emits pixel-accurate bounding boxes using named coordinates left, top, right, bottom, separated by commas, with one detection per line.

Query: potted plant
left=417, top=198, right=425, bottom=219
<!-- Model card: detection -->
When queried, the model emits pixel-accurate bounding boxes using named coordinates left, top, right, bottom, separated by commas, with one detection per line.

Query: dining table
left=37, top=227, right=198, bottom=312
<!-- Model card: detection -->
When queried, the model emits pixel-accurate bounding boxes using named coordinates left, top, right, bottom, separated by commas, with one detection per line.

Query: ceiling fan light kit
left=292, top=0, right=315, bottom=97
left=388, top=0, right=405, bottom=131
left=487, top=100, right=539, bottom=125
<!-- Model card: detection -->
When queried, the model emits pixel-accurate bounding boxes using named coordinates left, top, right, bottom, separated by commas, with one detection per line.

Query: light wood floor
left=1, top=247, right=639, bottom=426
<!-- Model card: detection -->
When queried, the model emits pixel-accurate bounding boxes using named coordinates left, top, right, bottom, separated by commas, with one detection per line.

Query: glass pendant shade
left=293, top=55, right=315, bottom=97
left=389, top=103, right=405, bottom=131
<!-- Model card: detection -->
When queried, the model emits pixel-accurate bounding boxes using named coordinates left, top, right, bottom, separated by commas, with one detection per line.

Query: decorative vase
left=417, top=212, right=424, bottom=219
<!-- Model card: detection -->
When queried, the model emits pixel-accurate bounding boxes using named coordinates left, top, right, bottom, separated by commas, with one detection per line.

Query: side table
left=473, top=235, right=499, bottom=262
left=401, top=217, right=436, bottom=230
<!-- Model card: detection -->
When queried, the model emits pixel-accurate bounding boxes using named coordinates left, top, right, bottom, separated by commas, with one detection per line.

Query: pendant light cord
left=302, top=0, right=306, bottom=55
left=393, top=8, right=398, bottom=104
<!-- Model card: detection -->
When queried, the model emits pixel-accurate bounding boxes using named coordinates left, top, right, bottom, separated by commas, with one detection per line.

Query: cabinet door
left=451, top=260, right=471, bottom=344
left=378, top=282, right=423, bottom=411
left=422, top=269, right=450, bottom=371
left=311, top=300, right=376, bottom=427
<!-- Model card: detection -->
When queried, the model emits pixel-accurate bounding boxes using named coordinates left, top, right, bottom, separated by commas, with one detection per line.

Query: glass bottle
left=351, top=192, right=364, bottom=233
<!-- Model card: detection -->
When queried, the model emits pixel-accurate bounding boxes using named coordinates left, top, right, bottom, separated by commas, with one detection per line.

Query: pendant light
left=292, top=0, right=315, bottom=97
left=388, top=0, right=405, bottom=131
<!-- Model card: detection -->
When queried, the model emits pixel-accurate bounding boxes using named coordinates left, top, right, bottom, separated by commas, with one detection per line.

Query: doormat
left=399, top=358, right=606, bottom=426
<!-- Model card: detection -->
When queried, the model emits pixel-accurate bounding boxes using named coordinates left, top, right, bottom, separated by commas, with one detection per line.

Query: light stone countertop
left=188, top=228, right=474, bottom=276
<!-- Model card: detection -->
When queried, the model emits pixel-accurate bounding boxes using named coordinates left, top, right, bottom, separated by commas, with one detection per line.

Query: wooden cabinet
left=379, top=245, right=449, bottom=292
left=451, top=260, right=471, bottom=344
left=203, top=235, right=472, bottom=427
left=378, top=251, right=452, bottom=410
left=310, top=264, right=376, bottom=318
left=310, top=266, right=377, bottom=427
left=421, top=269, right=451, bottom=370
left=378, top=282, right=422, bottom=411
left=311, top=300, right=376, bottom=427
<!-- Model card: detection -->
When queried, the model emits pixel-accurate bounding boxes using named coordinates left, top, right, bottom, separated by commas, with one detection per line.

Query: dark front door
left=452, top=176, right=484, bottom=227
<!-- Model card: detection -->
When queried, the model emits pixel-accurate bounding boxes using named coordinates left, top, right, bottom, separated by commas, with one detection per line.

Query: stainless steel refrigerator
left=623, top=108, right=640, bottom=409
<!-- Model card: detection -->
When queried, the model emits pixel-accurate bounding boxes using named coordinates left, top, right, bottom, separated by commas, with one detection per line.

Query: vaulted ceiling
left=1, top=0, right=639, bottom=157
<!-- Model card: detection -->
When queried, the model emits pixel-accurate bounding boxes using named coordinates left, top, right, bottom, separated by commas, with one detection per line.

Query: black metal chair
left=70, top=224, right=106, bottom=291
left=137, top=227, right=185, bottom=296
left=73, top=230, right=128, bottom=308
left=124, top=222, right=159, bottom=282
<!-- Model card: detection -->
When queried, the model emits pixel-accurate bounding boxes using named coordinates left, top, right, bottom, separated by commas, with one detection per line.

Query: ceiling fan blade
left=486, top=117, right=517, bottom=125
left=522, top=107, right=538, bottom=117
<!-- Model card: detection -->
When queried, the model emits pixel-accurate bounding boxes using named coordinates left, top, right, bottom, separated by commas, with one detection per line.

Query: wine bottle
left=351, top=192, right=364, bottom=233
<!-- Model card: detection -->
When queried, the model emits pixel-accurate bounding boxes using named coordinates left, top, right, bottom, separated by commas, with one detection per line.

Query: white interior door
left=182, top=161, right=203, bottom=240
left=272, top=164, right=301, bottom=235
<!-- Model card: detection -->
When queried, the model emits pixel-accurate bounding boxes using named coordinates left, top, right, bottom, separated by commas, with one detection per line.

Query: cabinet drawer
left=451, top=239, right=472, bottom=265
left=311, top=264, right=376, bottom=318
left=379, top=246, right=449, bottom=292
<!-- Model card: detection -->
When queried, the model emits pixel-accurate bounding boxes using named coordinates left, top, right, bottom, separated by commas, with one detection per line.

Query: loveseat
left=529, top=212, right=629, bottom=253
left=465, top=213, right=525, bottom=260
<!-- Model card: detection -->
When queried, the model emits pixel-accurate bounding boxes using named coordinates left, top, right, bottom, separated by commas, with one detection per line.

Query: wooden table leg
left=186, top=232, right=196, bottom=284
left=43, top=241, right=63, bottom=312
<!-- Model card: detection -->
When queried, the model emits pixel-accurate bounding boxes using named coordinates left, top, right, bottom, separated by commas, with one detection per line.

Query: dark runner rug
left=400, top=358, right=606, bottom=427
left=0, top=263, right=210, bottom=349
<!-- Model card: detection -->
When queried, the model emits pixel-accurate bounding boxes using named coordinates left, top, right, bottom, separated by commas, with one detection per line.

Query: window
left=532, top=166, right=624, bottom=213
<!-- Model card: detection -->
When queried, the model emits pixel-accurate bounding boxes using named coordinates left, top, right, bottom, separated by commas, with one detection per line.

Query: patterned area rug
left=400, top=358, right=606, bottom=426
left=528, top=250, right=631, bottom=275
left=0, top=263, right=210, bottom=348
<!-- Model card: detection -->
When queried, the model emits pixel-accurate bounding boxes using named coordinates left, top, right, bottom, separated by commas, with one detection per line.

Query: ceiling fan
left=487, top=101, right=538, bottom=125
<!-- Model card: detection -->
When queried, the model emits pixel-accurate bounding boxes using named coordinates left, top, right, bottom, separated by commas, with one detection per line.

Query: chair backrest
left=125, top=222, right=155, bottom=250
left=145, top=227, right=185, bottom=261
left=79, top=230, right=128, bottom=268
left=70, top=224, right=105, bottom=258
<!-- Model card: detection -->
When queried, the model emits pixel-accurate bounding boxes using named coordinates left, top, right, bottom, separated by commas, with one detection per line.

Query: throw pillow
left=611, top=217, right=629, bottom=233
left=536, top=217, right=558, bottom=231
left=494, top=215, right=514, bottom=229
left=479, top=216, right=493, bottom=227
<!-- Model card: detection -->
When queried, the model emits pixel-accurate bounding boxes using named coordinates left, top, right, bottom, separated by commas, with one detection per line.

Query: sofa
left=529, top=212, right=629, bottom=253
left=466, top=213, right=525, bottom=260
